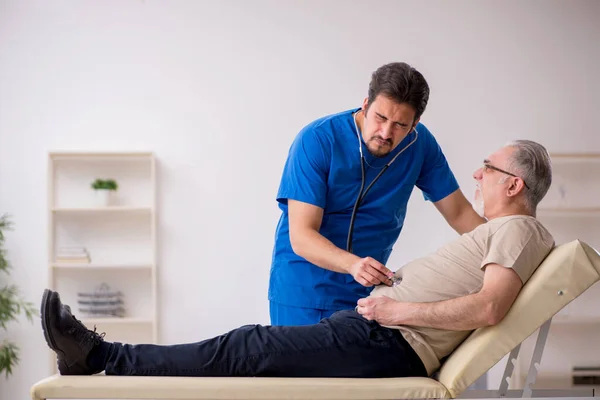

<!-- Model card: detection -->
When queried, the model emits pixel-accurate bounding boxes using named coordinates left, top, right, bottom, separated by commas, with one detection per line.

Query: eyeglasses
left=483, top=163, right=529, bottom=189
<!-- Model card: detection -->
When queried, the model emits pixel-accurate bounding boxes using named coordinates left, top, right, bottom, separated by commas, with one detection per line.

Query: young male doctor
left=269, top=62, right=486, bottom=326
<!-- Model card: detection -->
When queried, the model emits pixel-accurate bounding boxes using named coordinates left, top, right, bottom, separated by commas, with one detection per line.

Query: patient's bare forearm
left=290, top=228, right=360, bottom=274
left=395, top=294, right=496, bottom=331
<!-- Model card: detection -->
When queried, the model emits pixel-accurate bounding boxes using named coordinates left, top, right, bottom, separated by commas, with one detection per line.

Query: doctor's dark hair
left=367, top=62, right=430, bottom=123
left=506, top=139, right=553, bottom=215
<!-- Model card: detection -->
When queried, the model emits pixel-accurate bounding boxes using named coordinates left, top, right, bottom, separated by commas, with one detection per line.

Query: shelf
left=51, top=263, right=153, bottom=270
left=537, top=207, right=600, bottom=216
left=514, top=374, right=598, bottom=391
left=82, top=317, right=153, bottom=325
left=553, top=315, right=600, bottom=325
left=50, top=152, right=154, bottom=161
left=51, top=206, right=152, bottom=213
left=550, top=153, right=600, bottom=163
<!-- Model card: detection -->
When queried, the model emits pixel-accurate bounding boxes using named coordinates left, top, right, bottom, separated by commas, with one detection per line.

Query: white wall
left=1, top=0, right=599, bottom=397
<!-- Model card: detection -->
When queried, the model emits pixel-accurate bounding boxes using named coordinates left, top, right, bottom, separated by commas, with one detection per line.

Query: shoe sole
left=41, top=289, right=65, bottom=358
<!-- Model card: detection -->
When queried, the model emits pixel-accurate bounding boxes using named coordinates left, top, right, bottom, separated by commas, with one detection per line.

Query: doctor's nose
left=473, top=167, right=483, bottom=180
left=380, top=124, right=393, bottom=139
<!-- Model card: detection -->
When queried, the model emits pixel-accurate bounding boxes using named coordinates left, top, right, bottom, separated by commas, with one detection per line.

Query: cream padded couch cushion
left=438, top=240, right=600, bottom=397
left=30, top=374, right=450, bottom=400
left=30, top=240, right=600, bottom=400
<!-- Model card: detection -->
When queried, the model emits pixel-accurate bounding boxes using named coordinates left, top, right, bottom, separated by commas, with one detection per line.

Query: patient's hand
left=348, top=257, right=394, bottom=287
left=356, top=296, right=401, bottom=325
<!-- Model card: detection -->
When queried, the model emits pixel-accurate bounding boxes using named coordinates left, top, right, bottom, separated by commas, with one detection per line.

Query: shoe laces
left=83, top=325, right=106, bottom=346
left=67, top=314, right=106, bottom=346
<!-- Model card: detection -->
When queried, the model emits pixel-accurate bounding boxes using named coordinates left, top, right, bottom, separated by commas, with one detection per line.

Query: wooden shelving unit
left=47, top=151, right=158, bottom=374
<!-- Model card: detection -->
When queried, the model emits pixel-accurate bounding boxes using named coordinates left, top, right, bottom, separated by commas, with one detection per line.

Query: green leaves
left=0, top=342, right=18, bottom=377
left=0, top=213, right=38, bottom=378
left=0, top=214, right=13, bottom=274
left=91, top=179, right=118, bottom=191
left=0, top=285, right=36, bottom=330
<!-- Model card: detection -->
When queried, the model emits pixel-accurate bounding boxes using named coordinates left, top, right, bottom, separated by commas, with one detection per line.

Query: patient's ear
left=506, top=177, right=525, bottom=197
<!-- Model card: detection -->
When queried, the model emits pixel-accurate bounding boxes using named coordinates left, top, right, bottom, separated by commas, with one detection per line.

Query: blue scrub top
left=268, top=108, right=459, bottom=311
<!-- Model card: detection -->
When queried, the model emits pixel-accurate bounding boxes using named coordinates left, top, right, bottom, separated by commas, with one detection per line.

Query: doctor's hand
left=348, top=257, right=393, bottom=287
left=356, top=296, right=401, bottom=326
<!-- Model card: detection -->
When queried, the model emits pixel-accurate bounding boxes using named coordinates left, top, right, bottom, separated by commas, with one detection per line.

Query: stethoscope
left=346, top=110, right=419, bottom=253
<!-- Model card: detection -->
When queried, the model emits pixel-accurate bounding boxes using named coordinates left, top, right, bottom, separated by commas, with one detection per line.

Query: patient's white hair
left=505, top=140, right=552, bottom=215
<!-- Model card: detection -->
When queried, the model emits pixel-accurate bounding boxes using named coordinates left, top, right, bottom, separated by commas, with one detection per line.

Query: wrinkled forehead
left=485, top=146, right=515, bottom=167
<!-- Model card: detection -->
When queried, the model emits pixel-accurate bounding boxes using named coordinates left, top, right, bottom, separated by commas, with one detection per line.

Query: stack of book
left=55, top=246, right=91, bottom=264
left=77, top=283, right=125, bottom=318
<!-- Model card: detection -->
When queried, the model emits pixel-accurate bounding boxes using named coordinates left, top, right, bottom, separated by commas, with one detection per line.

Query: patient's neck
left=487, top=203, right=534, bottom=220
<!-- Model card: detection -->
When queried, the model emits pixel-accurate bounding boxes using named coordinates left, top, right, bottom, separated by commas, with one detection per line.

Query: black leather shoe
left=41, top=289, right=106, bottom=375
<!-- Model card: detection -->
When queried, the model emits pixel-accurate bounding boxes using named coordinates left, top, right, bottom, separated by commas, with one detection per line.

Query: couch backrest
left=437, top=240, right=600, bottom=398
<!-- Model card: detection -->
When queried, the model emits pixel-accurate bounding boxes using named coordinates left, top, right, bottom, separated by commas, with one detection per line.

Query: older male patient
left=40, top=139, right=555, bottom=379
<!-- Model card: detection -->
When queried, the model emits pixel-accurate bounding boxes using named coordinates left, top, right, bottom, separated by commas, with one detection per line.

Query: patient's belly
left=371, top=253, right=484, bottom=304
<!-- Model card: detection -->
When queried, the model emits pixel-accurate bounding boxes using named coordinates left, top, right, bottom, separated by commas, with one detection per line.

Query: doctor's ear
left=412, top=118, right=420, bottom=132
left=361, top=97, right=370, bottom=112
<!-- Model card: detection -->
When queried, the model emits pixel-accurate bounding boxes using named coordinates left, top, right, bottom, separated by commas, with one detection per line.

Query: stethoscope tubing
left=346, top=110, right=418, bottom=253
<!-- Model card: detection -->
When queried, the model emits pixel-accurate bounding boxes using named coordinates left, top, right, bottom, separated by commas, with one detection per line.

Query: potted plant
left=91, top=178, right=118, bottom=206
left=0, top=213, right=37, bottom=378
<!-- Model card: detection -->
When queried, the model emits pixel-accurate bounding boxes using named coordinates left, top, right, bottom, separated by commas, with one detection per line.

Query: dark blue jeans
left=104, top=310, right=427, bottom=378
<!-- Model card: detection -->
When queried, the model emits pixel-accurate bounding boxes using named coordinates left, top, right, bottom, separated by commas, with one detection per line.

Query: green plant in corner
left=0, top=213, right=37, bottom=378
left=91, top=178, right=118, bottom=191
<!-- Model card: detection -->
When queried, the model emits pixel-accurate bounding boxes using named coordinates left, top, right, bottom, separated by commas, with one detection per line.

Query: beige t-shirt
left=370, top=215, right=555, bottom=376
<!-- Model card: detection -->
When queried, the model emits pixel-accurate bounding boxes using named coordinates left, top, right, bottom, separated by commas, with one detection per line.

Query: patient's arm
left=357, top=263, right=522, bottom=330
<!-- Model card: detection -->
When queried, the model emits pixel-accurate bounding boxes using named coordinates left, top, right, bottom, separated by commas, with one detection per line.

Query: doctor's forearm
left=451, top=206, right=486, bottom=235
left=290, top=229, right=360, bottom=274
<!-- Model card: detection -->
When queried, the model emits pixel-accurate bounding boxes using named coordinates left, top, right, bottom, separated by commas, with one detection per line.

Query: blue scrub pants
left=269, top=301, right=338, bottom=326
left=102, top=310, right=428, bottom=378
